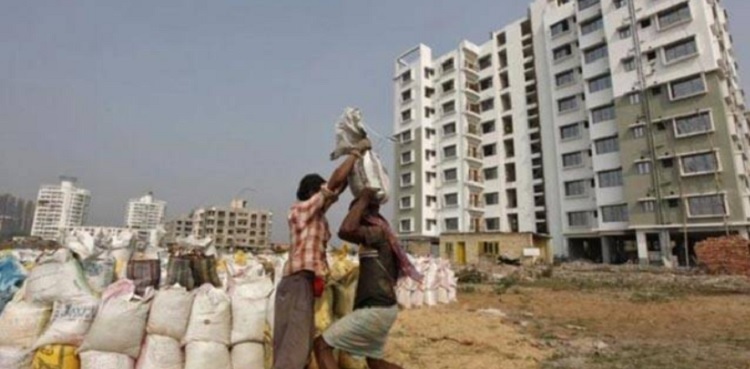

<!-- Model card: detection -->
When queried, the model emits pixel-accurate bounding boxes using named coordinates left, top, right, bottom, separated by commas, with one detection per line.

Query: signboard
left=523, top=248, right=541, bottom=257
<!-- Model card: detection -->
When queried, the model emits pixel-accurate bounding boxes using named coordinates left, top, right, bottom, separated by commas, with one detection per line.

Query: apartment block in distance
left=0, top=194, right=35, bottom=239
left=125, top=192, right=167, bottom=231
left=31, top=177, right=91, bottom=241
left=166, top=199, right=272, bottom=251
left=393, top=0, right=750, bottom=266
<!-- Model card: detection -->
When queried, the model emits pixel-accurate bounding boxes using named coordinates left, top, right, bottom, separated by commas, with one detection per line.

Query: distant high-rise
left=31, top=178, right=91, bottom=241
left=0, top=194, right=35, bottom=239
left=125, top=192, right=166, bottom=230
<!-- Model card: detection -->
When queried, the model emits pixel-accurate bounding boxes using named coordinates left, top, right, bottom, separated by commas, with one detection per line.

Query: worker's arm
left=338, top=189, right=384, bottom=245
left=325, top=138, right=372, bottom=196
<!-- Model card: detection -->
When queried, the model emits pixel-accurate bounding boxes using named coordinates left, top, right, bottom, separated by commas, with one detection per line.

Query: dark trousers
left=273, top=271, right=314, bottom=369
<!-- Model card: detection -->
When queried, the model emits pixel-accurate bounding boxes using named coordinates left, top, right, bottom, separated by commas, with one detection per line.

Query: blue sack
left=0, top=256, right=26, bottom=314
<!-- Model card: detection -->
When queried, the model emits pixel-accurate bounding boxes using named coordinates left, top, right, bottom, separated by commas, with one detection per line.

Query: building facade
left=125, top=192, right=167, bottom=231
left=165, top=199, right=272, bottom=251
left=0, top=194, right=35, bottom=239
left=31, top=178, right=91, bottom=241
left=394, top=0, right=750, bottom=265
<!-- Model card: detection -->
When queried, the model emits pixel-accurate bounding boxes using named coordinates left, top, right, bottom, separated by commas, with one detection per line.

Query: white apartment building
left=31, top=178, right=91, bottom=241
left=125, top=192, right=166, bottom=230
left=394, top=0, right=750, bottom=265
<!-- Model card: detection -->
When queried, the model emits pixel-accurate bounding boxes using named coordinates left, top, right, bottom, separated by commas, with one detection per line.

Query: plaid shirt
left=284, top=187, right=335, bottom=278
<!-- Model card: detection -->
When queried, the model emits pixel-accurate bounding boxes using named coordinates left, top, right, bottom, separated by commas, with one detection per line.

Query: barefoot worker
left=314, top=188, right=422, bottom=369
left=273, top=139, right=370, bottom=369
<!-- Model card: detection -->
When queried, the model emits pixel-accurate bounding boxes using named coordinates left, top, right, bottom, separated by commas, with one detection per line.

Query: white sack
left=0, top=286, right=51, bottom=348
left=330, top=107, right=365, bottom=160
left=25, top=249, right=94, bottom=304
left=0, top=347, right=32, bottom=369
left=184, top=342, right=231, bottom=369
left=231, top=342, right=264, bottom=369
left=81, top=256, right=116, bottom=295
left=34, top=296, right=99, bottom=348
left=349, top=151, right=391, bottom=204
left=64, top=230, right=97, bottom=260
left=135, top=335, right=184, bottom=369
left=231, top=276, right=274, bottom=345
left=79, top=280, right=151, bottom=359
left=80, top=351, right=134, bottom=369
left=184, top=284, right=231, bottom=345
left=147, top=286, right=194, bottom=340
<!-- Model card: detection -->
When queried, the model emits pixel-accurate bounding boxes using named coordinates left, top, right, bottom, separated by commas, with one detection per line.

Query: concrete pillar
left=659, top=230, right=673, bottom=268
left=739, top=228, right=749, bottom=240
left=601, top=237, right=612, bottom=264
left=636, top=231, right=648, bottom=265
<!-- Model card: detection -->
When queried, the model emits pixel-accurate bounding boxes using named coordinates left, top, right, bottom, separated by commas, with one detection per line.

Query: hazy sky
left=2, top=1, right=749, bottom=243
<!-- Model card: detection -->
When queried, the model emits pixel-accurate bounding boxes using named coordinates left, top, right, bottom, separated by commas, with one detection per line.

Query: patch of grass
left=629, top=290, right=675, bottom=304
left=493, top=276, right=520, bottom=295
left=458, top=285, right=477, bottom=293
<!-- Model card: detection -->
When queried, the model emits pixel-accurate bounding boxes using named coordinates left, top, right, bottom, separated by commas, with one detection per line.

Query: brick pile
left=695, top=236, right=750, bottom=277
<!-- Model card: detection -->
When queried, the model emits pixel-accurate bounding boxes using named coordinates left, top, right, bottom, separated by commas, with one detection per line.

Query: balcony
left=464, top=82, right=480, bottom=100
left=465, top=104, right=481, bottom=118
left=462, top=61, right=479, bottom=80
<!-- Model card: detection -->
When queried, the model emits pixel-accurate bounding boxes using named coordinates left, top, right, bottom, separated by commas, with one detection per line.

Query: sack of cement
left=183, top=284, right=231, bottom=345
left=34, top=296, right=99, bottom=348
left=147, top=286, right=195, bottom=340
left=135, top=335, right=184, bottom=369
left=0, top=255, right=26, bottom=314
left=0, top=346, right=32, bottom=369
left=78, top=280, right=152, bottom=359
left=0, top=285, right=51, bottom=348
left=165, top=256, right=195, bottom=290
left=25, top=249, right=94, bottom=304
left=79, top=351, right=134, bottom=369
left=190, top=255, right=222, bottom=288
left=184, top=342, right=231, bottom=369
left=127, top=257, right=161, bottom=297
left=230, top=275, right=274, bottom=345
left=230, top=342, right=264, bottom=369
left=81, top=255, right=115, bottom=295
left=31, top=344, right=80, bottom=369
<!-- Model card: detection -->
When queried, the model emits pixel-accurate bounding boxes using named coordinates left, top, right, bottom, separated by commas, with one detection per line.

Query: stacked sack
left=0, top=283, right=50, bottom=369
left=183, top=284, right=232, bottom=369
left=229, top=263, right=274, bottom=369
left=0, top=254, right=26, bottom=314
left=138, top=285, right=194, bottom=369
left=78, top=279, right=152, bottom=369
left=399, top=256, right=458, bottom=310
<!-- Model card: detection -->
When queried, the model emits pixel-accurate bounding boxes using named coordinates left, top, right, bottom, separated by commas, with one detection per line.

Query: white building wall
left=31, top=180, right=91, bottom=241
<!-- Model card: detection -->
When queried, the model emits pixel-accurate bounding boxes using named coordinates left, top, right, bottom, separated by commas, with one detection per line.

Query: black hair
left=297, top=174, right=326, bottom=201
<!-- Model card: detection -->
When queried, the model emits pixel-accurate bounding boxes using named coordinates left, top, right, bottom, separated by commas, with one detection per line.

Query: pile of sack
left=396, top=257, right=458, bottom=309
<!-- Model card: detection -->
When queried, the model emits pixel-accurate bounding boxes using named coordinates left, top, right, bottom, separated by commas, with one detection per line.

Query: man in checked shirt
left=273, top=138, right=371, bottom=369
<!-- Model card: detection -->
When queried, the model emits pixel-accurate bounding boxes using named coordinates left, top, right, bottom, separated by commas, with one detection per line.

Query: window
left=482, top=144, right=497, bottom=157
left=485, top=218, right=500, bottom=231
left=442, top=101, right=456, bottom=115
left=399, top=219, right=413, bottom=233
left=657, top=3, right=691, bottom=29
left=478, top=55, right=492, bottom=70
left=400, top=70, right=412, bottom=83
left=442, top=80, right=455, bottom=93
left=479, top=77, right=493, bottom=91
left=598, top=169, right=623, bottom=187
left=641, top=200, right=655, bottom=213
left=618, top=26, right=632, bottom=39
left=614, top=0, right=627, bottom=9
left=553, top=44, right=573, bottom=61
left=601, top=204, right=629, bottom=222
left=425, top=87, right=435, bottom=98
left=400, top=196, right=413, bottom=210
left=558, top=96, right=579, bottom=113
left=425, top=150, right=437, bottom=161
left=443, top=145, right=456, bottom=159
left=445, top=218, right=459, bottom=231
left=443, top=122, right=456, bottom=136
left=565, top=180, right=587, bottom=197
left=623, top=57, right=636, bottom=72
left=588, top=74, right=612, bottom=93
left=636, top=161, right=652, bottom=174
left=481, top=120, right=496, bottom=134
left=681, top=151, right=718, bottom=175
left=674, top=111, right=712, bottom=137
left=563, top=152, right=584, bottom=168
left=399, top=130, right=412, bottom=143
left=591, top=104, right=615, bottom=123
left=400, top=172, right=413, bottom=187
left=484, top=192, right=499, bottom=206
left=568, top=211, right=589, bottom=227
left=584, top=44, right=608, bottom=64
left=444, top=193, right=459, bottom=207
left=578, top=0, right=599, bottom=10
left=580, top=16, right=603, bottom=35
left=670, top=74, right=706, bottom=100
left=425, top=128, right=436, bottom=139
left=628, top=92, right=641, bottom=105
left=480, top=98, right=494, bottom=112
left=687, top=194, right=726, bottom=217
left=443, top=168, right=458, bottom=181
left=551, top=20, right=570, bottom=37
left=426, top=196, right=437, bottom=207
left=484, top=167, right=498, bottom=180
left=400, top=151, right=414, bottom=165
left=664, top=37, right=698, bottom=64
left=595, top=136, right=619, bottom=154
left=442, top=58, right=455, bottom=73
left=560, top=123, right=581, bottom=140
left=640, top=18, right=652, bottom=29
left=401, top=109, right=412, bottom=123
left=556, top=69, right=576, bottom=87
left=401, top=89, right=412, bottom=103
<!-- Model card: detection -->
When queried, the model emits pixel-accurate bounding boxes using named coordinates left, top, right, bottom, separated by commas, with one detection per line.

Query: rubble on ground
left=695, top=236, right=750, bottom=277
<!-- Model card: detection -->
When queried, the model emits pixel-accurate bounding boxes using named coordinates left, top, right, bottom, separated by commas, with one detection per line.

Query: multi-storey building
left=31, top=178, right=91, bottom=241
left=0, top=194, right=35, bottom=239
left=165, top=199, right=272, bottom=251
left=125, top=192, right=166, bottom=231
left=394, top=0, right=750, bottom=265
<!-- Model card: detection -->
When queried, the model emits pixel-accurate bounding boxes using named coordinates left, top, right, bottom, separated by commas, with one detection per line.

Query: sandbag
left=0, top=256, right=26, bottom=314
left=25, top=250, right=93, bottom=304
left=147, top=287, right=194, bottom=340
left=330, top=107, right=365, bottom=160
left=183, top=284, right=231, bottom=345
left=0, top=347, right=32, bottom=369
left=34, top=296, right=99, bottom=348
left=231, top=342, right=264, bottom=369
left=81, top=256, right=115, bottom=295
left=126, top=259, right=161, bottom=297
left=314, top=285, right=334, bottom=336
left=31, top=344, right=79, bottom=369
left=184, top=342, right=231, bottom=369
left=165, top=256, right=194, bottom=290
left=190, top=255, right=221, bottom=288
left=0, top=285, right=51, bottom=348
left=230, top=276, right=274, bottom=345
left=80, top=351, right=134, bottom=369
left=396, top=278, right=412, bottom=309
left=263, top=322, right=273, bottom=369
left=349, top=151, right=391, bottom=204
left=135, top=335, right=183, bottom=369
left=78, top=280, right=151, bottom=359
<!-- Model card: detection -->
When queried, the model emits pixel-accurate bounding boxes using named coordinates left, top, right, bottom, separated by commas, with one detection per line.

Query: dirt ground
left=384, top=267, right=750, bottom=369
